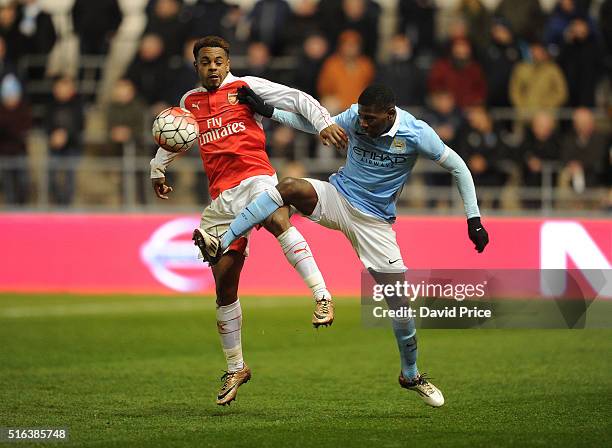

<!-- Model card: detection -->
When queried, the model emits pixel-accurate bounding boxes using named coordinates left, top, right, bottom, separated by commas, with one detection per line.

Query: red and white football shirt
left=180, top=79, right=273, bottom=199
left=151, top=73, right=334, bottom=199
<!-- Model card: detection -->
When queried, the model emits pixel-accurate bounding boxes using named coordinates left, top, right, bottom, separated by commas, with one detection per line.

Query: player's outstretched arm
left=240, top=77, right=347, bottom=149
left=271, top=108, right=347, bottom=149
left=272, top=109, right=317, bottom=134
left=416, top=123, right=489, bottom=252
left=150, top=147, right=181, bottom=200
left=436, top=146, right=489, bottom=253
left=237, top=86, right=347, bottom=149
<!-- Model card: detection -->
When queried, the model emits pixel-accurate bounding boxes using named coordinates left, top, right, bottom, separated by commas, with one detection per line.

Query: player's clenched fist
left=152, top=177, right=173, bottom=200
left=467, top=217, right=489, bottom=253
left=319, top=124, right=348, bottom=150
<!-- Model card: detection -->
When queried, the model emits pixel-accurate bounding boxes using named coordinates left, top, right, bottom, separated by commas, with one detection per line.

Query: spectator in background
left=106, top=78, right=150, bottom=204
left=242, top=42, right=278, bottom=81
left=559, top=108, right=609, bottom=193
left=0, top=1, right=21, bottom=64
left=458, top=0, right=492, bottom=53
left=434, top=15, right=469, bottom=57
left=520, top=111, right=560, bottom=207
left=376, top=34, right=425, bottom=107
left=0, top=36, right=16, bottom=81
left=319, top=0, right=381, bottom=59
left=248, top=0, right=291, bottom=55
left=423, top=90, right=464, bottom=149
left=457, top=106, right=509, bottom=207
left=484, top=17, right=521, bottom=108
left=397, top=0, right=437, bottom=56
left=166, top=37, right=199, bottom=104
left=14, top=0, right=55, bottom=54
left=146, top=0, right=182, bottom=15
left=544, top=0, right=597, bottom=49
left=293, top=33, right=329, bottom=97
left=317, top=30, right=375, bottom=111
left=557, top=15, right=603, bottom=107
left=107, top=79, right=145, bottom=151
left=494, top=0, right=545, bottom=42
left=125, top=34, right=170, bottom=112
left=291, top=32, right=330, bottom=160
left=316, top=0, right=341, bottom=42
left=284, top=0, right=320, bottom=54
left=509, top=42, right=568, bottom=117
left=72, top=0, right=122, bottom=55
left=421, top=90, right=464, bottom=206
left=144, top=0, right=190, bottom=58
left=44, top=77, right=83, bottom=205
left=12, top=0, right=56, bottom=80
left=444, top=16, right=469, bottom=44
left=0, top=73, right=31, bottom=205
left=338, top=0, right=380, bottom=58
left=428, top=38, right=487, bottom=109
left=185, top=0, right=240, bottom=44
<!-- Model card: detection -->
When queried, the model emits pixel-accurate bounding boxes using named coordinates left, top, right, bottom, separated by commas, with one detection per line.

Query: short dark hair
left=193, top=35, right=230, bottom=60
left=358, top=84, right=396, bottom=110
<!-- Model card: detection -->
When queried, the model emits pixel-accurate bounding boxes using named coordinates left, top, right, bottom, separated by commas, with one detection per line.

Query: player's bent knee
left=277, top=177, right=303, bottom=204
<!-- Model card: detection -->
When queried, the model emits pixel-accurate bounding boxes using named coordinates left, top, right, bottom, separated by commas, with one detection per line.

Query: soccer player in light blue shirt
left=194, top=85, right=490, bottom=407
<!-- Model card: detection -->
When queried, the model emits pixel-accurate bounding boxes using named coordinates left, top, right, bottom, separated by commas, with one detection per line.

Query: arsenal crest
left=228, top=92, right=238, bottom=105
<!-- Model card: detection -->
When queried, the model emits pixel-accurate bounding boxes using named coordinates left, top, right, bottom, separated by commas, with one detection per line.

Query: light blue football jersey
left=273, top=105, right=479, bottom=222
left=329, top=105, right=445, bottom=222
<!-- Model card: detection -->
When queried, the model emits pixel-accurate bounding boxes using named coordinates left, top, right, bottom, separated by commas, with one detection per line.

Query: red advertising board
left=0, top=214, right=610, bottom=296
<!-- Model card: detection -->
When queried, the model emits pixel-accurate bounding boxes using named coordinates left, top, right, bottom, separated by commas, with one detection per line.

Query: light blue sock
left=221, top=189, right=283, bottom=250
left=391, top=317, right=418, bottom=380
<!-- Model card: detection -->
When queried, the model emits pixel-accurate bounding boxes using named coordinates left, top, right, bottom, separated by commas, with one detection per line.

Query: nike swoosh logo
left=412, top=388, right=429, bottom=397
left=217, top=384, right=237, bottom=399
left=388, top=259, right=401, bottom=264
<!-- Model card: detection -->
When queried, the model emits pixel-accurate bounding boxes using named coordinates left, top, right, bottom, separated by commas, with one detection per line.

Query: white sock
left=216, top=299, right=244, bottom=372
left=277, top=226, right=329, bottom=301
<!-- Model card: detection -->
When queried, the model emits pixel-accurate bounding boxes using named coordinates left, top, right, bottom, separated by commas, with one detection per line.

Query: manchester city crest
left=391, top=138, right=406, bottom=152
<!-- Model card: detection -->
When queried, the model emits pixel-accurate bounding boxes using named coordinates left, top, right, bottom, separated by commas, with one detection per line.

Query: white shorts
left=303, top=178, right=406, bottom=272
left=200, top=174, right=278, bottom=256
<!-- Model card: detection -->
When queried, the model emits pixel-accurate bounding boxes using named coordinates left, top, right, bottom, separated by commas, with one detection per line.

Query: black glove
left=237, top=86, right=274, bottom=118
left=467, top=217, right=489, bottom=253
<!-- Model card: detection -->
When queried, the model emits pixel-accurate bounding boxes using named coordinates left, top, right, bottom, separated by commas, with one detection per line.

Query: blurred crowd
left=0, top=0, right=611, bottom=210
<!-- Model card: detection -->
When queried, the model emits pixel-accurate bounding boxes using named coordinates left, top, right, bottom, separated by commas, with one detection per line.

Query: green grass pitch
left=0, top=293, right=610, bottom=447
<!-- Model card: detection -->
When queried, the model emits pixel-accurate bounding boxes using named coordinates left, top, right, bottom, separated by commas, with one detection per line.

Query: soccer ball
left=152, top=107, right=199, bottom=153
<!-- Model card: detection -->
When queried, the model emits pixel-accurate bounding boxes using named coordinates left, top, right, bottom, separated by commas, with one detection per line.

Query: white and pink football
left=152, top=107, right=199, bottom=153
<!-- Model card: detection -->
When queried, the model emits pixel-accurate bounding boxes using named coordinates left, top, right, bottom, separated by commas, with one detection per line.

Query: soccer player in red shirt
left=149, top=36, right=347, bottom=406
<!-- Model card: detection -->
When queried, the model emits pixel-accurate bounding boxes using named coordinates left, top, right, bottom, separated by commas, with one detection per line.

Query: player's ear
left=226, top=57, right=231, bottom=72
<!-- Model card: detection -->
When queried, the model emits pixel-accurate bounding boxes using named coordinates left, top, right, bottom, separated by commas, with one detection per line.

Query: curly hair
left=193, top=35, right=230, bottom=60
